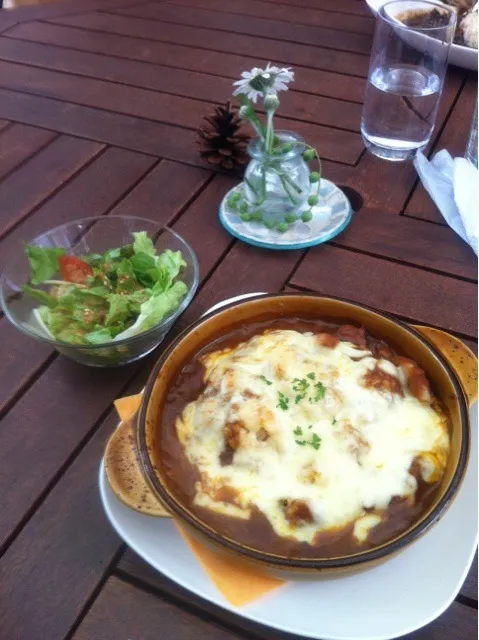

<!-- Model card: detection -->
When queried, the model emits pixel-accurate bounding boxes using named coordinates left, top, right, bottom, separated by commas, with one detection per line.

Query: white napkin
left=414, top=150, right=478, bottom=255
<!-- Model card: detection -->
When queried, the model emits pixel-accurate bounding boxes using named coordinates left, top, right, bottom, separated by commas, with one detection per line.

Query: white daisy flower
left=233, top=63, right=294, bottom=103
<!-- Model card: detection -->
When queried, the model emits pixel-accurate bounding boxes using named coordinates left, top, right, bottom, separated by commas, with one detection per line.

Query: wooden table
left=0, top=0, right=477, bottom=638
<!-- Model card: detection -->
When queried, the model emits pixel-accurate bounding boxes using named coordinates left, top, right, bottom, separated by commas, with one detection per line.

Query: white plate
left=99, top=293, right=478, bottom=640
left=365, top=0, right=478, bottom=71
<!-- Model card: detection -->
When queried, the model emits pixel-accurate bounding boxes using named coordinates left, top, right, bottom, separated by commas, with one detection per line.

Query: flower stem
left=237, top=94, right=266, bottom=141
left=265, top=108, right=275, bottom=155
left=278, top=174, right=298, bottom=205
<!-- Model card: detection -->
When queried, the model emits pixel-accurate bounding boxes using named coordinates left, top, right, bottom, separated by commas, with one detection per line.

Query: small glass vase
left=244, top=131, right=310, bottom=219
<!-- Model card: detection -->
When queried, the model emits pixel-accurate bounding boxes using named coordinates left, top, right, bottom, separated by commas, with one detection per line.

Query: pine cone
left=197, top=101, right=249, bottom=171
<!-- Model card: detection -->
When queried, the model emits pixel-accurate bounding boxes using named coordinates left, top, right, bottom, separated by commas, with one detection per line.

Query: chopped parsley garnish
left=259, top=374, right=273, bottom=386
left=313, top=381, right=326, bottom=402
left=277, top=391, right=289, bottom=410
left=294, top=429, right=322, bottom=450
left=332, top=417, right=337, bottom=425
left=292, top=377, right=309, bottom=403
left=306, top=372, right=316, bottom=380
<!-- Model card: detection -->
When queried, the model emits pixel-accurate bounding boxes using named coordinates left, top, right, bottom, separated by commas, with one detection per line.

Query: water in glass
left=360, top=1, right=456, bottom=162
left=361, top=65, right=441, bottom=161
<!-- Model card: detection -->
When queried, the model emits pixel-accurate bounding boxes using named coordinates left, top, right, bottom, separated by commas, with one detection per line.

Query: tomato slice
left=59, top=255, right=93, bottom=284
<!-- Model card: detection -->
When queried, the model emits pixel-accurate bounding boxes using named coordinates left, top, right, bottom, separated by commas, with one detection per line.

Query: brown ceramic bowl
left=136, top=293, right=472, bottom=574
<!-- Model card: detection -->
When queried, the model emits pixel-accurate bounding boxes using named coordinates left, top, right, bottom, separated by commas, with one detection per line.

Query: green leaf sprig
left=293, top=426, right=322, bottom=450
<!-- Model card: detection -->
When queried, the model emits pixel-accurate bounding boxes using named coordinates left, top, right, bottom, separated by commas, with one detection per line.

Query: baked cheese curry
left=159, top=318, right=450, bottom=558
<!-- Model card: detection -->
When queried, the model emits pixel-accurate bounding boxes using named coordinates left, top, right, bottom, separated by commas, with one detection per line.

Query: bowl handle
left=412, top=325, right=478, bottom=408
left=105, top=416, right=172, bottom=518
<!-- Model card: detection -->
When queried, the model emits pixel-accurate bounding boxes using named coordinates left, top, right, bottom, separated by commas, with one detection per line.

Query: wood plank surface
left=332, top=207, right=477, bottom=281
left=0, top=56, right=363, bottom=136
left=73, top=576, right=246, bottom=640
left=0, top=39, right=363, bottom=132
left=291, top=245, right=477, bottom=338
left=4, top=21, right=367, bottom=102
left=227, top=0, right=374, bottom=17
left=118, top=0, right=375, bottom=35
left=0, top=87, right=208, bottom=166
left=0, top=317, right=53, bottom=416
left=0, top=123, right=56, bottom=180
left=110, top=1, right=374, bottom=53
left=0, top=0, right=150, bottom=33
left=0, top=135, right=104, bottom=238
left=48, top=12, right=371, bottom=77
left=0, top=408, right=125, bottom=640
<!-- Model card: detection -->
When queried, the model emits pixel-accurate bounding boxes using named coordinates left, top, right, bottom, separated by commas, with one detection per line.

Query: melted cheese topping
left=176, top=330, right=449, bottom=546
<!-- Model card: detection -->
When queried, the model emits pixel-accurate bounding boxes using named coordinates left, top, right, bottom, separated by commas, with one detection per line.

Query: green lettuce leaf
left=151, top=250, right=186, bottom=293
left=115, top=280, right=188, bottom=340
left=104, top=293, right=133, bottom=327
left=138, top=280, right=188, bottom=329
left=132, top=231, right=156, bottom=257
left=85, top=327, right=113, bottom=344
left=115, top=259, right=140, bottom=293
left=23, top=285, right=58, bottom=309
left=25, top=245, right=66, bottom=284
left=129, top=251, right=157, bottom=287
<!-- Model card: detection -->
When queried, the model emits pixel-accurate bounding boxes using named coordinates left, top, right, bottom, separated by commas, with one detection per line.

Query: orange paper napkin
left=113, top=393, right=285, bottom=607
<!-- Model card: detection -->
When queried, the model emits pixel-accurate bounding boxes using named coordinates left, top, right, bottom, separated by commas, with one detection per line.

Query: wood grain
left=5, top=21, right=367, bottom=102
left=241, top=0, right=373, bottom=15
left=0, top=38, right=364, bottom=132
left=73, top=576, right=246, bottom=640
left=0, top=0, right=150, bottom=33
left=48, top=12, right=371, bottom=77
left=332, top=207, right=477, bottom=281
left=0, top=135, right=103, bottom=239
left=121, top=0, right=375, bottom=35
left=0, top=123, right=55, bottom=180
left=117, top=550, right=289, bottom=640
left=110, top=159, right=211, bottom=221
left=0, top=410, right=124, bottom=640
left=0, top=317, right=53, bottom=416
left=112, top=1, right=374, bottom=53
left=291, top=245, right=477, bottom=337
left=0, top=56, right=364, bottom=139
left=0, top=87, right=209, bottom=166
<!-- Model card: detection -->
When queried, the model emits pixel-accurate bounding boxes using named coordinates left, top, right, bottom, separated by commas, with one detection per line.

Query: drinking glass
left=361, top=1, right=456, bottom=161
left=465, top=99, right=478, bottom=167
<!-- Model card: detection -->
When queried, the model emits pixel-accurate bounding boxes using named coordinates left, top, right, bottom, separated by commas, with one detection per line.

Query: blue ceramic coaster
left=219, top=180, right=352, bottom=250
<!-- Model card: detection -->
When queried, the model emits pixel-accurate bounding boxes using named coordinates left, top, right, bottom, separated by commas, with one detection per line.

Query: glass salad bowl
left=0, top=216, right=199, bottom=367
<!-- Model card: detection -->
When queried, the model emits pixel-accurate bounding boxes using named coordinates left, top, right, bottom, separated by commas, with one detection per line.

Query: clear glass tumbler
left=361, top=1, right=456, bottom=161
left=465, top=100, right=478, bottom=167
